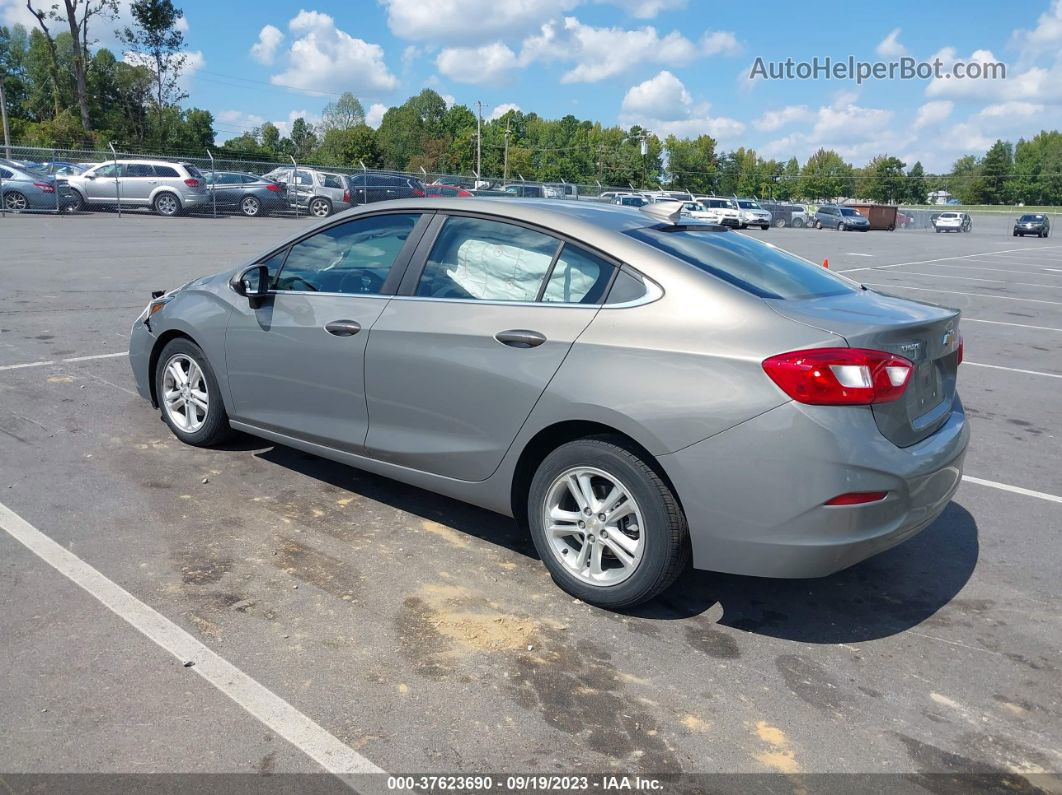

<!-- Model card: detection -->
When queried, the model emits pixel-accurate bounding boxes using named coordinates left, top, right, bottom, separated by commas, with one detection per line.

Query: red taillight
left=266, top=183, right=283, bottom=192
left=411, top=187, right=425, bottom=197
left=762, top=348, right=913, bottom=406
left=956, top=336, right=963, bottom=365
left=343, top=189, right=351, bottom=203
left=184, top=178, right=200, bottom=187
left=825, top=491, right=888, bottom=506
left=34, top=182, right=55, bottom=193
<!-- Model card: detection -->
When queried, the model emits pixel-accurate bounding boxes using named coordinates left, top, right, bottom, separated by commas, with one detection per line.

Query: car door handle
left=324, top=320, right=362, bottom=337
left=495, top=329, right=546, bottom=348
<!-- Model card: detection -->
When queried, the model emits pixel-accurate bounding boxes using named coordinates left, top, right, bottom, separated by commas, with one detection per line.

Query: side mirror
left=85, top=174, right=96, bottom=180
left=231, top=264, right=269, bottom=302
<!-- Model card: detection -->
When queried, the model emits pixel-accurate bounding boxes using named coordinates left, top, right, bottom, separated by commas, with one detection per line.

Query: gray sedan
left=128, top=199, right=968, bottom=608
left=203, top=171, right=288, bottom=216
left=0, top=161, right=77, bottom=211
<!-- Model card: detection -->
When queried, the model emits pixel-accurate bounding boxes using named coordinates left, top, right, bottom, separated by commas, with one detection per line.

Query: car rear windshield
left=624, top=226, right=856, bottom=300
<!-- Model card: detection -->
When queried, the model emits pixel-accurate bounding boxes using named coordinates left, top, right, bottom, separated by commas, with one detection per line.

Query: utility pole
left=0, top=78, right=10, bottom=159
left=503, top=118, right=511, bottom=183
left=475, top=100, right=483, bottom=186
left=639, top=131, right=649, bottom=190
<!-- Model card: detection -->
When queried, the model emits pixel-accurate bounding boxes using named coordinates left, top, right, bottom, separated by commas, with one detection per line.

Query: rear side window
left=154, top=165, right=180, bottom=178
left=241, top=175, right=259, bottom=184
left=322, top=173, right=343, bottom=189
left=605, top=270, right=648, bottom=304
left=126, top=163, right=154, bottom=177
left=416, top=217, right=559, bottom=301
left=0, top=168, right=11, bottom=179
left=184, top=165, right=204, bottom=179
left=624, top=227, right=855, bottom=300
left=542, top=245, right=614, bottom=304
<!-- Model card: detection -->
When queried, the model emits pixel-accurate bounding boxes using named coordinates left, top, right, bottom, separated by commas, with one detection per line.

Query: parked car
left=1013, top=213, right=1051, bottom=238
left=425, top=183, right=473, bottom=198
left=262, top=167, right=354, bottom=217
left=0, top=160, right=79, bottom=211
left=36, top=161, right=86, bottom=178
left=203, top=171, right=287, bottom=216
left=735, top=198, right=772, bottom=230
left=65, top=159, right=208, bottom=215
left=678, top=200, right=724, bottom=224
left=344, top=172, right=426, bottom=205
left=694, top=196, right=741, bottom=228
left=815, top=204, right=871, bottom=231
left=434, top=176, right=476, bottom=190
left=502, top=183, right=553, bottom=198
left=933, top=211, right=972, bottom=233
left=761, top=201, right=810, bottom=228
left=129, top=198, right=968, bottom=609
left=611, top=193, right=648, bottom=207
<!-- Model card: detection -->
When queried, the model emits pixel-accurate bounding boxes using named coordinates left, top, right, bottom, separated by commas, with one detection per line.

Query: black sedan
left=202, top=171, right=287, bottom=216
left=1013, top=214, right=1051, bottom=238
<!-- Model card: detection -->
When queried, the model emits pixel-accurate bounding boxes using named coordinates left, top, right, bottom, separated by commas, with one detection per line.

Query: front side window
left=216, top=173, right=241, bottom=185
left=274, top=213, right=421, bottom=294
left=416, top=217, right=560, bottom=301
left=624, top=226, right=856, bottom=300
left=840, top=208, right=861, bottom=217
left=0, top=168, right=11, bottom=179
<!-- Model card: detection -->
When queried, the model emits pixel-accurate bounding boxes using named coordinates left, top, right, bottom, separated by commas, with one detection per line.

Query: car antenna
left=639, top=201, right=684, bottom=225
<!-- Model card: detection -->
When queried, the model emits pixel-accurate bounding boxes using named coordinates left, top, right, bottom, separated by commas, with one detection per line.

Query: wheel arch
left=509, top=420, right=682, bottom=528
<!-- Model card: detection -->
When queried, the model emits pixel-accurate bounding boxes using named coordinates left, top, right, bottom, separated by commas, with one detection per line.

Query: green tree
left=948, top=154, right=982, bottom=204
left=905, top=161, right=928, bottom=204
left=801, top=148, right=854, bottom=201
left=289, top=116, right=317, bottom=160
left=665, top=134, right=717, bottom=194
left=319, top=92, right=364, bottom=132
left=119, top=0, right=187, bottom=146
left=974, top=139, right=1013, bottom=204
left=778, top=157, right=800, bottom=200
left=862, top=154, right=907, bottom=203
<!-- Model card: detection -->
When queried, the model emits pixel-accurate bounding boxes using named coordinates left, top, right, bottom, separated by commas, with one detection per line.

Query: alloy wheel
left=542, top=466, right=645, bottom=586
left=155, top=194, right=179, bottom=216
left=241, top=196, right=261, bottom=216
left=161, top=354, right=208, bottom=433
left=310, top=198, right=331, bottom=217
left=4, top=191, right=28, bottom=211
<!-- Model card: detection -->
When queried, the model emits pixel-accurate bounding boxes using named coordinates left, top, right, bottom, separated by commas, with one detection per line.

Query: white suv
left=735, top=198, right=772, bottom=230
left=694, top=196, right=741, bottom=227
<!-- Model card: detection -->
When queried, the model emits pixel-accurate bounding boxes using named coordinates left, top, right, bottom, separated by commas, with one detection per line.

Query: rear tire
left=154, top=338, right=232, bottom=447
left=240, top=196, right=262, bottom=217
left=528, top=436, right=689, bottom=609
left=153, top=192, right=182, bottom=216
left=309, top=197, right=332, bottom=217
left=774, top=217, right=786, bottom=228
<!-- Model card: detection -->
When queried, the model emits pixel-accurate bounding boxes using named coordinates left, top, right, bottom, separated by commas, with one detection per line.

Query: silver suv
left=261, top=167, right=353, bottom=218
left=66, top=159, right=208, bottom=216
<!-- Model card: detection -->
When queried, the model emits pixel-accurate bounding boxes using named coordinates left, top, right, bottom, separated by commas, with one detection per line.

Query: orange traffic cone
left=822, top=258, right=830, bottom=269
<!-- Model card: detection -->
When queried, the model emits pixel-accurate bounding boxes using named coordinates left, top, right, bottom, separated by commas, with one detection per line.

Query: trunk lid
left=768, top=289, right=961, bottom=447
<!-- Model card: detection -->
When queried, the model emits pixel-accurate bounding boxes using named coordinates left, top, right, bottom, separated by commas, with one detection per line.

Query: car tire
left=773, top=218, right=786, bottom=228
left=936, top=228, right=941, bottom=233
left=815, top=220, right=822, bottom=229
left=154, top=338, right=232, bottom=447
left=837, top=221, right=845, bottom=231
left=309, top=197, right=332, bottom=217
left=240, top=196, right=262, bottom=217
left=527, top=436, right=689, bottom=609
left=153, top=192, right=182, bottom=216
left=3, top=191, right=28, bottom=211
left=68, top=189, right=86, bottom=212
left=1014, top=231, right=1019, bottom=236
left=792, top=218, right=805, bottom=228
left=760, top=224, right=770, bottom=230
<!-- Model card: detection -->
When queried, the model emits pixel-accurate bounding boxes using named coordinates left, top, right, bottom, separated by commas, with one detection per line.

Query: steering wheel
left=338, top=269, right=385, bottom=295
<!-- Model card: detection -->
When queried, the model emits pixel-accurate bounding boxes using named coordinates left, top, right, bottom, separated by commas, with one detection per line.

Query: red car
left=425, top=183, right=473, bottom=198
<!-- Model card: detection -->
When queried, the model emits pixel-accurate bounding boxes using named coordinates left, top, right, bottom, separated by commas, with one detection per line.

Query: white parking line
left=837, top=244, right=1062, bottom=274
left=845, top=252, right=874, bottom=257
left=965, top=361, right=1062, bottom=379
left=0, top=360, right=55, bottom=371
left=0, top=500, right=385, bottom=781
left=62, top=352, right=127, bottom=363
left=0, top=352, right=125, bottom=371
left=963, top=476, right=1062, bottom=505
left=895, top=272, right=1062, bottom=289
left=862, top=283, right=1062, bottom=305
left=927, top=262, right=1062, bottom=277
left=963, top=318, right=1062, bottom=333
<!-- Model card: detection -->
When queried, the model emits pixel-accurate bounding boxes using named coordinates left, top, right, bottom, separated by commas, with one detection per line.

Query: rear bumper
left=657, top=397, right=969, bottom=578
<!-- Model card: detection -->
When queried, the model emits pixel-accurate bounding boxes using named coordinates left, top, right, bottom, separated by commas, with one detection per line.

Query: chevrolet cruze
left=129, top=199, right=968, bottom=608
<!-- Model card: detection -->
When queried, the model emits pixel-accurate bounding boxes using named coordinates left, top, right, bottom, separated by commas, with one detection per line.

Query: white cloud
left=913, top=100, right=953, bottom=129
left=619, top=70, right=743, bottom=142
left=269, top=10, right=398, bottom=96
left=701, top=30, right=741, bottom=56
left=491, top=102, right=522, bottom=119
left=977, top=101, right=1044, bottom=118
left=441, top=94, right=456, bottom=108
left=521, top=17, right=734, bottom=83
left=214, top=110, right=266, bottom=142
left=271, top=109, right=322, bottom=138
left=753, top=105, right=814, bottom=132
left=811, top=101, right=893, bottom=141
left=595, top=0, right=687, bottom=18
left=875, top=28, right=907, bottom=57
left=250, top=24, right=284, bottom=65
left=436, top=42, right=519, bottom=84
left=921, top=49, right=1062, bottom=104
left=381, top=0, right=577, bottom=43
left=620, top=70, right=691, bottom=119
left=1011, top=0, right=1062, bottom=56
left=365, top=103, right=388, bottom=129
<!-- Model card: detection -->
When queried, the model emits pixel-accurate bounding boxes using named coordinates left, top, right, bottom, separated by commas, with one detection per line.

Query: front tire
left=528, top=436, right=689, bottom=609
left=3, top=191, right=28, bottom=211
left=153, top=192, right=182, bottom=216
left=155, top=338, right=232, bottom=447
left=837, top=221, right=845, bottom=231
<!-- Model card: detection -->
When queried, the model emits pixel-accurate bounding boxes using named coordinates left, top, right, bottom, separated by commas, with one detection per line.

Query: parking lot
left=1, top=212, right=1060, bottom=789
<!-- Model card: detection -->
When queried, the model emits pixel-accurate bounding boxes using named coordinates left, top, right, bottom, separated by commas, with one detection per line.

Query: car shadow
left=629, top=501, right=979, bottom=644
left=253, top=443, right=538, bottom=558
left=246, top=438, right=977, bottom=644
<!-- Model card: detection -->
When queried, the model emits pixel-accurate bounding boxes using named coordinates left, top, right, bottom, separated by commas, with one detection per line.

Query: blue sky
left=4, top=0, right=1062, bottom=170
